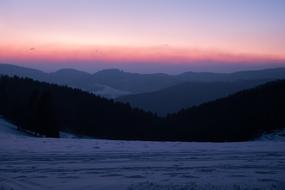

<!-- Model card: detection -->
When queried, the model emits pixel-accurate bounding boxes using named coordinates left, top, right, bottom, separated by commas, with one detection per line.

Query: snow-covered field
left=1, top=118, right=285, bottom=190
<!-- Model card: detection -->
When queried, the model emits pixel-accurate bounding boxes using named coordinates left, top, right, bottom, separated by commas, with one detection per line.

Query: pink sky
left=1, top=0, right=285, bottom=73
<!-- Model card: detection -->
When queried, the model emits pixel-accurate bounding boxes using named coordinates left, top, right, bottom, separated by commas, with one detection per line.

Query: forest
left=0, top=76, right=284, bottom=141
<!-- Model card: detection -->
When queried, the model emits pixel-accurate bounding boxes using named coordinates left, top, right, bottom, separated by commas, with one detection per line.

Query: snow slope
left=0, top=117, right=31, bottom=138
left=259, top=129, right=285, bottom=142
left=1, top=118, right=285, bottom=190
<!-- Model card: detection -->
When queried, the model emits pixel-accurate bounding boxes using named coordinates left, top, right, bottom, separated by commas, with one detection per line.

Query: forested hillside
left=0, top=76, right=160, bottom=138
left=167, top=80, right=285, bottom=141
left=0, top=76, right=284, bottom=141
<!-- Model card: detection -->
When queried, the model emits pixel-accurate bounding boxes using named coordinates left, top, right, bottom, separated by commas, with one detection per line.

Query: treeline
left=0, top=76, right=285, bottom=141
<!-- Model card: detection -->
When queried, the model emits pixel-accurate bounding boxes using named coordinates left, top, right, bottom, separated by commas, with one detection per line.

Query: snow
left=0, top=117, right=30, bottom=138
left=259, top=129, right=285, bottom=142
left=1, top=118, right=285, bottom=190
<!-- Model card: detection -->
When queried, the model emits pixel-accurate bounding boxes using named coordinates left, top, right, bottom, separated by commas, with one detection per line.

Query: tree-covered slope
left=0, top=76, right=160, bottom=139
left=166, top=80, right=285, bottom=141
left=1, top=76, right=284, bottom=141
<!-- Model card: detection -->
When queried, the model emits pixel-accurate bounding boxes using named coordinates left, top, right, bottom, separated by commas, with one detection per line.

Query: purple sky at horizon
left=0, top=0, right=285, bottom=73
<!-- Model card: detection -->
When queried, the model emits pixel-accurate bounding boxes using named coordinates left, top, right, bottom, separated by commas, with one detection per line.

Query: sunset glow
left=1, top=0, right=285, bottom=72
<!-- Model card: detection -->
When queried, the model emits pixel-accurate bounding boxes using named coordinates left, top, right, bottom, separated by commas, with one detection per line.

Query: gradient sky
left=0, top=0, right=285, bottom=73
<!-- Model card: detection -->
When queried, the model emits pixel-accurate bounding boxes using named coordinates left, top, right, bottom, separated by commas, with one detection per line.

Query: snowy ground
left=1, top=118, right=285, bottom=190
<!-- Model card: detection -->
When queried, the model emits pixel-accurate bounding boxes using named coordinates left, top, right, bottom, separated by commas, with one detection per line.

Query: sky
left=0, top=0, right=285, bottom=73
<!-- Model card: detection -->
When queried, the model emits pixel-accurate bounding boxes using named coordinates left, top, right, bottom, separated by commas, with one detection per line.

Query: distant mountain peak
left=54, top=68, right=90, bottom=75
left=95, top=69, right=125, bottom=74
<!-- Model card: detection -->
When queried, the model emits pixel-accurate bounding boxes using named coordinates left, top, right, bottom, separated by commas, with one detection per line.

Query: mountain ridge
left=117, top=79, right=271, bottom=115
left=2, top=63, right=285, bottom=99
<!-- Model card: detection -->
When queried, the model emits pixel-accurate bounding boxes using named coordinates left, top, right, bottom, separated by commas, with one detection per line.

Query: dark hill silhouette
left=0, top=76, right=160, bottom=139
left=91, top=69, right=180, bottom=93
left=177, top=68, right=285, bottom=82
left=166, top=80, right=285, bottom=141
left=0, top=63, right=47, bottom=80
left=117, top=80, right=271, bottom=115
left=50, top=68, right=90, bottom=82
left=0, top=64, right=126, bottom=98
left=2, top=64, right=285, bottom=97
left=0, top=75, right=285, bottom=141
left=49, top=69, right=104, bottom=92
